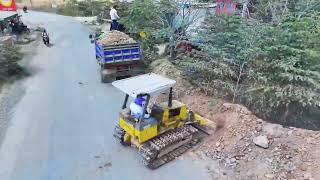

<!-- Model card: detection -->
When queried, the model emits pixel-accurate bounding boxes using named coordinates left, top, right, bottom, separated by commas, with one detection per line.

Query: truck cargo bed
left=92, top=39, right=144, bottom=83
left=95, top=42, right=141, bottom=64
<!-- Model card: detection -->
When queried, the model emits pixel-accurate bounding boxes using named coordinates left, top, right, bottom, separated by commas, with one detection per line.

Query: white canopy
left=112, top=73, right=176, bottom=98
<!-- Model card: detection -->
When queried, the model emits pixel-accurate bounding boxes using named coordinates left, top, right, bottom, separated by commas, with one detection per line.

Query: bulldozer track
left=139, top=125, right=200, bottom=169
left=145, top=138, right=200, bottom=169
left=113, top=125, right=126, bottom=145
left=113, top=124, right=205, bottom=169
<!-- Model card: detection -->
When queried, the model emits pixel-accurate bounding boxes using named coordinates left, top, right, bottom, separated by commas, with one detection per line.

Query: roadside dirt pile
left=150, top=58, right=320, bottom=180
left=194, top=103, right=320, bottom=179
left=150, top=58, right=191, bottom=97
left=98, top=31, right=136, bottom=46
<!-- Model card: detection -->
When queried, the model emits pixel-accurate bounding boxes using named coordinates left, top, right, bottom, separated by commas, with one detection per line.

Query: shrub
left=0, top=45, right=25, bottom=83
left=179, top=13, right=320, bottom=129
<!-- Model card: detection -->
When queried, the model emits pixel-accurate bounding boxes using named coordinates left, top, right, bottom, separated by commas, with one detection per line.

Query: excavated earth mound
left=98, top=31, right=136, bottom=46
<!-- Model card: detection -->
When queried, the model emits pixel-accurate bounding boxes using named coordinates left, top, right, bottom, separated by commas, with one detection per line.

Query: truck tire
left=102, top=75, right=115, bottom=83
left=100, top=68, right=106, bottom=83
left=101, top=73, right=107, bottom=83
left=100, top=69, right=115, bottom=83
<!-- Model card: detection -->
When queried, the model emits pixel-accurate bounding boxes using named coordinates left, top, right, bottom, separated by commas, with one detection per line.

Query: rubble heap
left=194, top=103, right=320, bottom=180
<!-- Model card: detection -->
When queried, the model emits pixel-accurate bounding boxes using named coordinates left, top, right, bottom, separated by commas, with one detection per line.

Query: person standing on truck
left=110, top=5, right=120, bottom=31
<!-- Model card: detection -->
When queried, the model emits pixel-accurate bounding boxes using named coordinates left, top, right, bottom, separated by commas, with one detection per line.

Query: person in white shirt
left=110, top=5, right=120, bottom=31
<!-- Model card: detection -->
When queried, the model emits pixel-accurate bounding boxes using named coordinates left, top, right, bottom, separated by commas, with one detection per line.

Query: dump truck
left=112, top=73, right=210, bottom=169
left=90, top=32, right=143, bottom=83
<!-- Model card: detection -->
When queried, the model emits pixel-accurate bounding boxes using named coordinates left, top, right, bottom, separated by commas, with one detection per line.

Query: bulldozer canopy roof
left=112, top=73, right=176, bottom=98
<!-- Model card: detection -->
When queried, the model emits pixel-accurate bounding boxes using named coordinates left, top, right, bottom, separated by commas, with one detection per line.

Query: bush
left=123, top=0, right=201, bottom=57
left=244, top=13, right=320, bottom=128
left=0, top=45, right=25, bottom=83
left=180, top=13, right=320, bottom=129
left=57, top=0, right=107, bottom=17
left=57, top=0, right=82, bottom=16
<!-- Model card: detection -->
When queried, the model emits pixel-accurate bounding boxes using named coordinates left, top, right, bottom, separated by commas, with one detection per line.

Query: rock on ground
left=262, top=123, right=284, bottom=138
left=253, top=135, right=269, bottom=149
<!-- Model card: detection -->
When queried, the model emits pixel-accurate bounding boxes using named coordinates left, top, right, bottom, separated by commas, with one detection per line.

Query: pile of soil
left=98, top=31, right=136, bottom=46
left=150, top=58, right=320, bottom=180
left=192, top=103, right=320, bottom=180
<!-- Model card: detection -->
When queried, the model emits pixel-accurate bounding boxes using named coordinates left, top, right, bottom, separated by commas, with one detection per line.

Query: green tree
left=181, top=12, right=320, bottom=128
left=251, top=0, right=320, bottom=22
left=122, top=0, right=163, bottom=50
left=123, top=0, right=202, bottom=57
left=181, top=15, right=261, bottom=101
left=57, top=0, right=107, bottom=17
left=245, top=12, right=320, bottom=125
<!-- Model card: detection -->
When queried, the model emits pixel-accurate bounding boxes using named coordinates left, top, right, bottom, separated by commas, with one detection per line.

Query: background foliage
left=57, top=0, right=320, bottom=129
left=57, top=0, right=107, bottom=17
left=180, top=12, right=320, bottom=129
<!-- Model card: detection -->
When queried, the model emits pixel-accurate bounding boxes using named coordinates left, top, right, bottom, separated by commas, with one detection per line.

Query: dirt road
left=0, top=12, right=209, bottom=180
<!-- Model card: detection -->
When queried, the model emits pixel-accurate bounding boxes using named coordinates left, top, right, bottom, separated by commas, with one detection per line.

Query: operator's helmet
left=134, top=96, right=146, bottom=107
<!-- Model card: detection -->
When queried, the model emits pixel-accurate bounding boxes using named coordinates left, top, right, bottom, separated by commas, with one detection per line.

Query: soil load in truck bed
left=98, top=31, right=136, bottom=46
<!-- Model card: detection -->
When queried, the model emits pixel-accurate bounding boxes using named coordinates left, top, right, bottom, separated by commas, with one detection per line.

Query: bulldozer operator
left=129, top=96, right=150, bottom=120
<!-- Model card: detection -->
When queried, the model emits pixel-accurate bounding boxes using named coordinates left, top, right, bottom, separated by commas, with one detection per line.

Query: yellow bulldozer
left=112, top=73, right=208, bottom=169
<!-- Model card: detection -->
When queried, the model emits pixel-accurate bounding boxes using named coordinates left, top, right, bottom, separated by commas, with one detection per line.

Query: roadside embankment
left=150, top=58, right=320, bottom=180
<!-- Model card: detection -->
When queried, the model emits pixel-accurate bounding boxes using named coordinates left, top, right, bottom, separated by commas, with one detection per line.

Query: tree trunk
left=281, top=103, right=290, bottom=124
left=241, top=0, right=250, bottom=18
left=232, top=62, right=244, bottom=103
left=169, top=45, right=175, bottom=61
left=268, top=1, right=278, bottom=22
